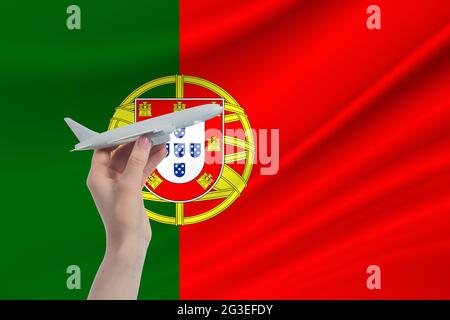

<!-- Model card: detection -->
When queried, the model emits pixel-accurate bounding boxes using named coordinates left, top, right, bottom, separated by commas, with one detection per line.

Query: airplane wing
left=147, top=131, right=172, bottom=145
left=106, top=125, right=175, bottom=146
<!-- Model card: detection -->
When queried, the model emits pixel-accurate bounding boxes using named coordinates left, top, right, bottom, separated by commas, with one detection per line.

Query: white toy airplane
left=65, top=103, right=222, bottom=151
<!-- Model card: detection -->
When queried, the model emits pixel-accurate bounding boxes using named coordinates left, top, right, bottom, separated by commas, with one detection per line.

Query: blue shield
left=174, top=143, right=185, bottom=158
left=174, top=163, right=185, bottom=177
left=165, top=143, right=170, bottom=157
left=190, top=143, right=201, bottom=158
left=174, top=128, right=185, bottom=138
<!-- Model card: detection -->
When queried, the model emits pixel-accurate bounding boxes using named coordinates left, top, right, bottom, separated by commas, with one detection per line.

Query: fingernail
left=138, top=136, right=150, bottom=149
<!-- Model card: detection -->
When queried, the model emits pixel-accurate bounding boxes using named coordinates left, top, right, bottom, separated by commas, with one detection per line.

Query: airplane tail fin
left=64, top=118, right=98, bottom=142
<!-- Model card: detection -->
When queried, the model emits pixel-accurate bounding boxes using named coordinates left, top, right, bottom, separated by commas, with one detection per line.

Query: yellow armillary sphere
left=108, top=75, right=254, bottom=225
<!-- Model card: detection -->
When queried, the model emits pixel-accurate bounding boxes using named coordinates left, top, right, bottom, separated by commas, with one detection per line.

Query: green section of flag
left=0, top=1, right=179, bottom=299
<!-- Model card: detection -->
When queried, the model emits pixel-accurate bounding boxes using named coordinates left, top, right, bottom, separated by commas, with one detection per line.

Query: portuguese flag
left=1, top=0, right=450, bottom=299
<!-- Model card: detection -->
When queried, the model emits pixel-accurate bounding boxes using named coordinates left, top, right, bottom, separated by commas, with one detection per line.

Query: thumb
left=122, top=136, right=152, bottom=185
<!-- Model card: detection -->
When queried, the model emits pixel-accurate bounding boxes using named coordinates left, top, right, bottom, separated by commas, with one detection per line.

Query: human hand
left=87, top=136, right=165, bottom=299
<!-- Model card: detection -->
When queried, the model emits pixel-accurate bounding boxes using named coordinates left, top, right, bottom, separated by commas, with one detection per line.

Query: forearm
left=85, top=139, right=163, bottom=300
left=88, top=244, right=147, bottom=300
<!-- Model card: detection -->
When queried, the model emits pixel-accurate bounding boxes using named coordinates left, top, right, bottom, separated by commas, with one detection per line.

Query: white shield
left=157, top=122, right=205, bottom=184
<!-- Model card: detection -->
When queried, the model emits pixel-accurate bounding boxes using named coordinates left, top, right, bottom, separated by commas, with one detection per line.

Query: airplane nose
left=213, top=105, right=223, bottom=114
left=197, top=103, right=223, bottom=119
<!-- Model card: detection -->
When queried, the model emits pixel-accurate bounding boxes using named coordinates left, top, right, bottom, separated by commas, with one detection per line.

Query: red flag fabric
left=180, top=0, right=450, bottom=298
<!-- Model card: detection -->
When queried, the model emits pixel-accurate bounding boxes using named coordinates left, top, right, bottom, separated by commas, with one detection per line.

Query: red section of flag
left=180, top=0, right=450, bottom=298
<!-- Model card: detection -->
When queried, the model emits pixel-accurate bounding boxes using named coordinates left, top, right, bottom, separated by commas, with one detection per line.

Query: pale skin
left=86, top=136, right=166, bottom=300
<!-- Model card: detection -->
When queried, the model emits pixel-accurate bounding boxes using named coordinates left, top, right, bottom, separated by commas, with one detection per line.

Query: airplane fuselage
left=73, top=104, right=222, bottom=151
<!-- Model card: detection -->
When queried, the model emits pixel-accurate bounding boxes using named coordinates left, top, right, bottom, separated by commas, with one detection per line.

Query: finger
left=89, top=148, right=112, bottom=178
left=144, top=145, right=166, bottom=177
left=109, top=142, right=135, bottom=175
left=142, top=144, right=166, bottom=186
left=149, top=143, right=166, bottom=157
left=122, top=136, right=152, bottom=185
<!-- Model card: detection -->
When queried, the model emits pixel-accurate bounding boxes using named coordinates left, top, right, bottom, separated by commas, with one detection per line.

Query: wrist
left=105, top=237, right=149, bottom=264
